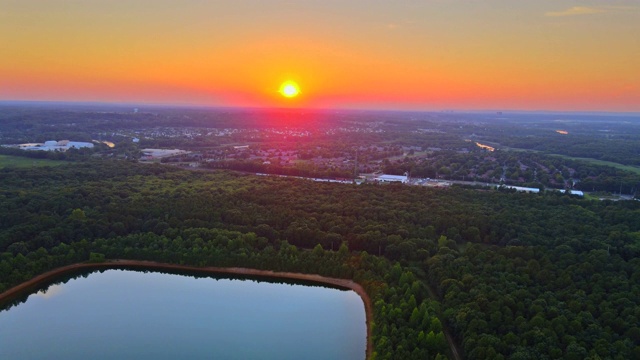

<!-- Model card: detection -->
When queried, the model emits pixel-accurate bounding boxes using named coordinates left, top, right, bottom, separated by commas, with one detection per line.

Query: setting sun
left=279, top=81, right=300, bottom=98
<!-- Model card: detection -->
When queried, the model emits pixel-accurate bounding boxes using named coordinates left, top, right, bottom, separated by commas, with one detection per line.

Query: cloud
left=385, top=20, right=413, bottom=31
left=545, top=6, right=604, bottom=17
left=545, top=5, right=639, bottom=17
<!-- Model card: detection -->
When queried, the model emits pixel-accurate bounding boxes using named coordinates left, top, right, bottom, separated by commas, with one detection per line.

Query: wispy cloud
left=384, top=20, right=414, bottom=31
left=545, top=5, right=639, bottom=17
left=545, top=6, right=604, bottom=17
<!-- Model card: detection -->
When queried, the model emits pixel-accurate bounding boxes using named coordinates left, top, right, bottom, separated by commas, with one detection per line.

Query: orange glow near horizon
left=0, top=1, right=638, bottom=111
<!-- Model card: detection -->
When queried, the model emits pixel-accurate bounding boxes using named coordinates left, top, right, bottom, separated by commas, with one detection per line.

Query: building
left=376, top=174, right=408, bottom=183
left=505, top=185, right=540, bottom=193
left=563, top=190, right=584, bottom=197
left=15, top=140, right=94, bottom=152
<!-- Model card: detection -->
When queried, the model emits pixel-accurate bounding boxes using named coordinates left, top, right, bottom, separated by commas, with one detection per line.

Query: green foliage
left=0, top=155, right=65, bottom=168
left=1, top=160, right=640, bottom=359
left=88, top=252, right=105, bottom=263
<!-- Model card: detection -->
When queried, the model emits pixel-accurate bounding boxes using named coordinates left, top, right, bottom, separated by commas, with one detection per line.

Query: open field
left=549, top=154, right=640, bottom=175
left=0, top=155, right=64, bottom=168
left=502, top=146, right=640, bottom=175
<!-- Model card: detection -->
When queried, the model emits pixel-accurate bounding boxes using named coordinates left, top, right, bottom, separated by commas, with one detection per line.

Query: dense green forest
left=1, top=160, right=639, bottom=359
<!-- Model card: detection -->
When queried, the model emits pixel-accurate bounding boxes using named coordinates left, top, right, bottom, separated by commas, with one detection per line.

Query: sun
left=279, top=81, right=300, bottom=98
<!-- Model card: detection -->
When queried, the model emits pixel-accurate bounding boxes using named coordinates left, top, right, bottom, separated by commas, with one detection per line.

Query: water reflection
left=0, top=269, right=365, bottom=360
left=33, top=284, right=64, bottom=299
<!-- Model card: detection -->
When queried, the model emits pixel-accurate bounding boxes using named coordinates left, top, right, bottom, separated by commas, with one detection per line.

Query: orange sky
left=1, top=1, right=639, bottom=111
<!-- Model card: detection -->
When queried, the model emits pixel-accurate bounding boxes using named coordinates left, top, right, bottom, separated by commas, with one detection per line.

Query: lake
left=0, top=269, right=366, bottom=359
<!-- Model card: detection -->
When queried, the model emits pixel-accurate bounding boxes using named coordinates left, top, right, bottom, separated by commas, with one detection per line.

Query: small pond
left=0, top=269, right=366, bottom=359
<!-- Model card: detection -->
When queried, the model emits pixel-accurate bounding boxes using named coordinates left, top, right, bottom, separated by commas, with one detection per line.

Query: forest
left=1, top=159, right=639, bottom=359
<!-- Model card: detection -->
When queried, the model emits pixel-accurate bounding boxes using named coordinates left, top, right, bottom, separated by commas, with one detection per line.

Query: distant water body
left=0, top=269, right=366, bottom=360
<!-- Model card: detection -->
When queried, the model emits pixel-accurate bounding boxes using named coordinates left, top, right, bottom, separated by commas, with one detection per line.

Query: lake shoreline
left=0, top=259, right=373, bottom=359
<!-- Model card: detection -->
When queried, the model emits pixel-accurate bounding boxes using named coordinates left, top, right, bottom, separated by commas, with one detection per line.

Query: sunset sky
left=1, top=0, right=639, bottom=112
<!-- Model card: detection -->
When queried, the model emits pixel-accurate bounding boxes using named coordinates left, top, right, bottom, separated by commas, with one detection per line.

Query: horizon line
left=0, top=99, right=638, bottom=116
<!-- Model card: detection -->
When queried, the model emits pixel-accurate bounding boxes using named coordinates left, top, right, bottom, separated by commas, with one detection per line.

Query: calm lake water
left=0, top=269, right=366, bottom=360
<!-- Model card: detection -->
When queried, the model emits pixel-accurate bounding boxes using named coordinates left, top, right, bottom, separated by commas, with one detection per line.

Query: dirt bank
left=0, top=260, right=373, bottom=359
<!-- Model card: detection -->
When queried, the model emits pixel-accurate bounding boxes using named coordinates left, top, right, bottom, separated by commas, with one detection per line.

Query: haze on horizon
left=1, top=0, right=639, bottom=112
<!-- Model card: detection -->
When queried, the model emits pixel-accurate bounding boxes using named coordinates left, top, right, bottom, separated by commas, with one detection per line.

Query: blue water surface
left=0, top=269, right=366, bottom=360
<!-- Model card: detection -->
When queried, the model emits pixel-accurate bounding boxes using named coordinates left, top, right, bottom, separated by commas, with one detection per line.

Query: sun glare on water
left=279, top=81, right=300, bottom=98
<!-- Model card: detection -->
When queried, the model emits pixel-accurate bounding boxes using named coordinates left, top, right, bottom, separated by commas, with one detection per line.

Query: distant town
left=1, top=105, right=638, bottom=200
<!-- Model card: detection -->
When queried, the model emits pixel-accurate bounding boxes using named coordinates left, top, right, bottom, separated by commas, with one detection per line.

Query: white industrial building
left=16, top=140, right=94, bottom=152
left=376, top=174, right=408, bottom=183
left=563, top=189, right=584, bottom=197
left=505, top=185, right=540, bottom=193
